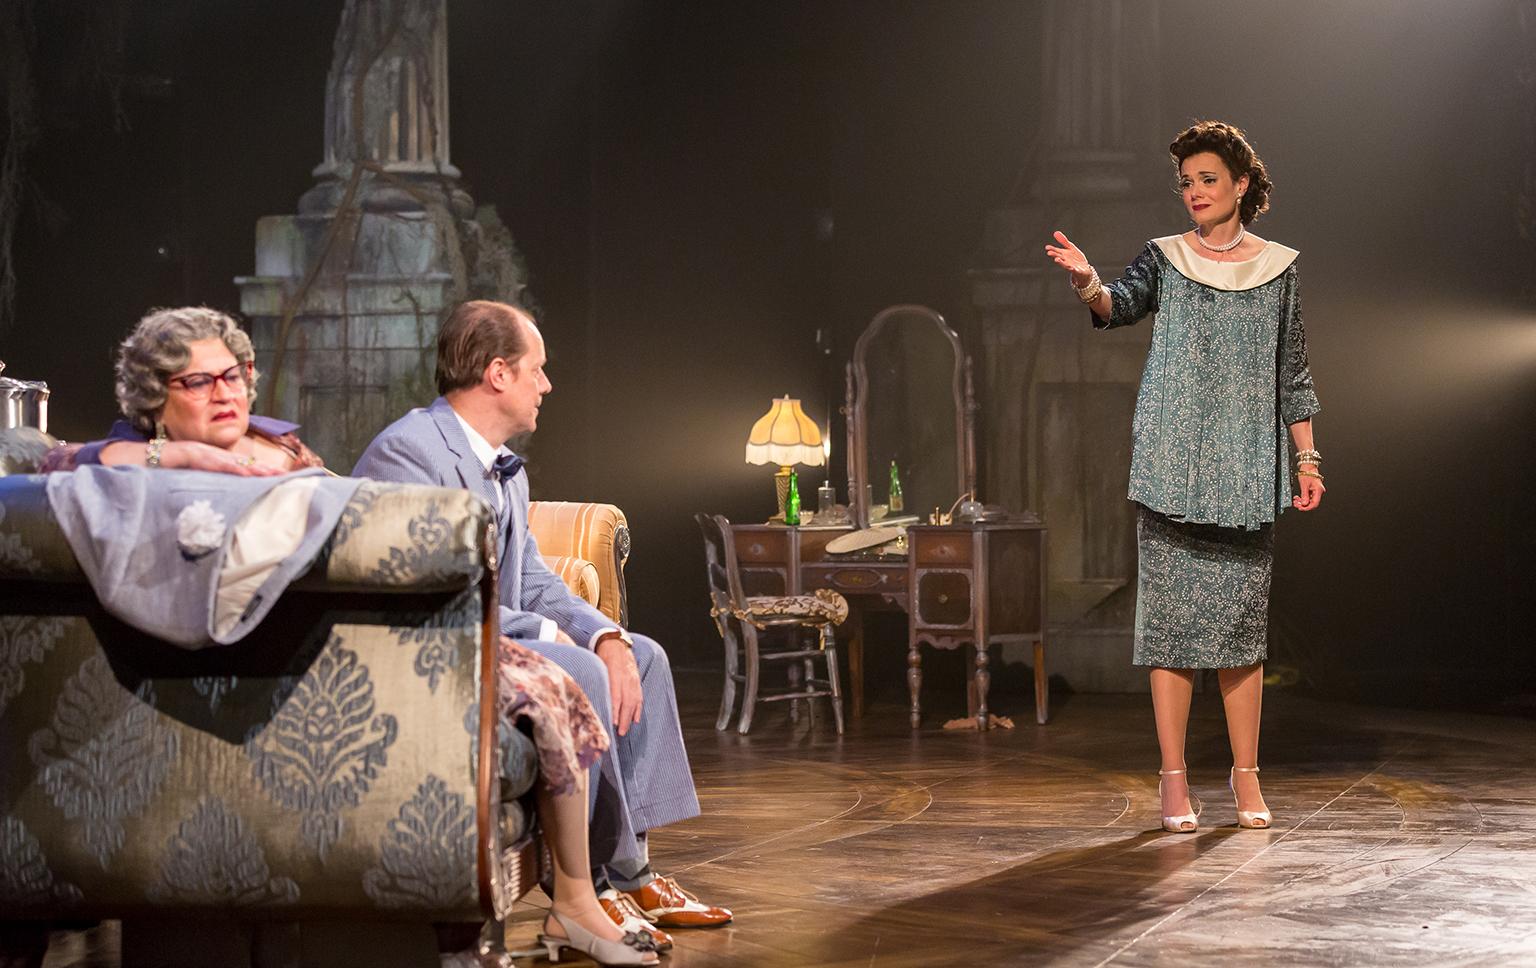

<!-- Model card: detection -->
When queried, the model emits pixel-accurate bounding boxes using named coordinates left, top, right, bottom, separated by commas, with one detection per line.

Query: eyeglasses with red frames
left=166, top=362, right=253, bottom=399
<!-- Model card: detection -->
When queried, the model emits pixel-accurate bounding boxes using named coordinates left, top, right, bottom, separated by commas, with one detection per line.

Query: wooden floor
left=40, top=678, right=1536, bottom=967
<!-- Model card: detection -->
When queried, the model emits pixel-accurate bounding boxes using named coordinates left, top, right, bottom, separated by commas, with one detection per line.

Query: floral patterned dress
left=496, top=638, right=609, bottom=797
left=1096, top=235, right=1321, bottom=669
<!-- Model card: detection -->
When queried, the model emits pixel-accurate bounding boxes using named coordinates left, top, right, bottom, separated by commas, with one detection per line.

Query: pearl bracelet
left=1072, top=268, right=1103, bottom=304
left=146, top=436, right=166, bottom=468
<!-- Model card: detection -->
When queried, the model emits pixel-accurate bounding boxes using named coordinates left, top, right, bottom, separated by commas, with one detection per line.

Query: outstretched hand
left=1044, top=231, right=1094, bottom=287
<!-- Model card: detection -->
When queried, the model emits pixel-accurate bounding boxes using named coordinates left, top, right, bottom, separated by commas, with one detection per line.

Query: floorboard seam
left=1089, top=756, right=1398, bottom=966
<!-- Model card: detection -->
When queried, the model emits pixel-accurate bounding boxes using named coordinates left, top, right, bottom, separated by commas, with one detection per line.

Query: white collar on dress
left=1152, top=234, right=1299, bottom=292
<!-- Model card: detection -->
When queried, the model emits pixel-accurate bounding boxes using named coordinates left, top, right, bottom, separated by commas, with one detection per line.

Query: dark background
left=5, top=0, right=1533, bottom=711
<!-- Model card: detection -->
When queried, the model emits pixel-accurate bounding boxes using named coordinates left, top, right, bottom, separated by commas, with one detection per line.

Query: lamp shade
left=745, top=396, right=825, bottom=467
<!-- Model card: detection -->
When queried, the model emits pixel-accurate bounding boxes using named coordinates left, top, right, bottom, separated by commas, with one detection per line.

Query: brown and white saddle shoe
left=622, top=874, right=733, bottom=928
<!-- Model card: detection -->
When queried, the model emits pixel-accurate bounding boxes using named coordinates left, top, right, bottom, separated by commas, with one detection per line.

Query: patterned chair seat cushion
left=741, top=588, right=849, bottom=626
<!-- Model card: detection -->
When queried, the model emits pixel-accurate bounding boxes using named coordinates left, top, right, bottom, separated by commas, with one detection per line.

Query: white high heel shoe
left=1230, top=766, right=1272, bottom=829
left=539, top=909, right=660, bottom=966
left=1158, top=767, right=1198, bottom=833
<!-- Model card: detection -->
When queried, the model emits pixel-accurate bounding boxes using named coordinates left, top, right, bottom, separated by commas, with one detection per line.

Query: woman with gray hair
left=42, top=306, right=323, bottom=474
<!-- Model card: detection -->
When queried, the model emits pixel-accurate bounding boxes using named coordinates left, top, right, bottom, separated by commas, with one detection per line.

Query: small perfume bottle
left=818, top=480, right=836, bottom=514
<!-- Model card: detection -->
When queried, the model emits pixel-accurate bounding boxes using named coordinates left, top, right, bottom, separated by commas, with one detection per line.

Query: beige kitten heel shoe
left=539, top=910, right=660, bottom=966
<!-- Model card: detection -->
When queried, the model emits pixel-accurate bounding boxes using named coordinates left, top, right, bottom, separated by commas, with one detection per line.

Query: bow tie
left=492, top=452, right=524, bottom=482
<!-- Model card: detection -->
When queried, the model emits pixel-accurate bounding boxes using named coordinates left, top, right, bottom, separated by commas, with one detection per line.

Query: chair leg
left=716, top=623, right=740, bottom=731
left=802, top=655, right=818, bottom=727
left=787, top=657, right=801, bottom=723
left=825, top=630, right=845, bottom=735
left=738, top=625, right=762, bottom=735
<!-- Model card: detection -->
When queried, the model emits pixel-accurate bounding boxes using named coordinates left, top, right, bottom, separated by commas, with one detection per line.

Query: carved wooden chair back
left=695, top=512, right=745, bottom=627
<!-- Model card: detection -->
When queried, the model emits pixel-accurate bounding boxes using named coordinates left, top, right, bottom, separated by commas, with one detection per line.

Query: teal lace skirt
left=1133, top=505, right=1274, bottom=669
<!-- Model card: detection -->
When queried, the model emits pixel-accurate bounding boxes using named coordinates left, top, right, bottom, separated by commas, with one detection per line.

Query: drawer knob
left=937, top=593, right=949, bottom=603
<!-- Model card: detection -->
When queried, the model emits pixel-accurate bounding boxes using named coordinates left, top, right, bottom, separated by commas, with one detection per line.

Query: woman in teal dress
left=1045, top=121, right=1325, bottom=833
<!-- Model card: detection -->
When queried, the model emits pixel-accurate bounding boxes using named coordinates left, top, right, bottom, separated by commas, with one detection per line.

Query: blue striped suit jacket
left=352, top=397, right=614, bottom=646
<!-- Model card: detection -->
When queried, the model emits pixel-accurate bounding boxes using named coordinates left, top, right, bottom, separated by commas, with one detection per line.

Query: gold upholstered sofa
left=0, top=429, right=631, bottom=967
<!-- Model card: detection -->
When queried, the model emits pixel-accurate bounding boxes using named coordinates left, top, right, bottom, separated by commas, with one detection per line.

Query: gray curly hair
left=115, top=307, right=260, bottom=436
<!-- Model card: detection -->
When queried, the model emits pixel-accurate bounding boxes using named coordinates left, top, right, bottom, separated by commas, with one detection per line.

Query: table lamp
left=745, top=395, right=824, bottom=518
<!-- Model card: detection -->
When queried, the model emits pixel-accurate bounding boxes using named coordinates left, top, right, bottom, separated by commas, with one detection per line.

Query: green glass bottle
left=785, top=469, right=802, bottom=525
left=888, top=459, right=904, bottom=513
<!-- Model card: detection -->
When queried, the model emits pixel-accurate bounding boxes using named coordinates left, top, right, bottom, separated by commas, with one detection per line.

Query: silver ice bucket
left=0, top=360, right=50, bottom=435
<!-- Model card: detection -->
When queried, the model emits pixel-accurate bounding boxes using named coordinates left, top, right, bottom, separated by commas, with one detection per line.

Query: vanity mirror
left=846, top=305, right=976, bottom=530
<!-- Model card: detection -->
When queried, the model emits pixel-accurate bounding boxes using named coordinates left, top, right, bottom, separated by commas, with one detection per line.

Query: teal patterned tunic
left=1098, top=235, right=1321, bottom=668
left=1098, top=236, right=1320, bottom=530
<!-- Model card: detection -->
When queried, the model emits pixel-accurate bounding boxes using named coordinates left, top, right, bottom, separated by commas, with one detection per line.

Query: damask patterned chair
left=0, top=450, right=542, bottom=968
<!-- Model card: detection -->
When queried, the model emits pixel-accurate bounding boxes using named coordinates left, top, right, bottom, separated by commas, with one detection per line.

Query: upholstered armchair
left=528, top=500, right=631, bottom=626
left=0, top=435, right=541, bottom=967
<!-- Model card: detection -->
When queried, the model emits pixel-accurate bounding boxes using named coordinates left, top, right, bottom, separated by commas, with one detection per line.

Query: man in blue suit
left=354, top=300, right=731, bottom=938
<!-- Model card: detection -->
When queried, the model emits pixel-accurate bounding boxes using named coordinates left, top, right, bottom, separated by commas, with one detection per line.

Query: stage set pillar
left=236, top=0, right=525, bottom=470
left=969, top=0, right=1169, bottom=692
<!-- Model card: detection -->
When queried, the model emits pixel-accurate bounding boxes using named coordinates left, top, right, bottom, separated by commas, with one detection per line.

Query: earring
left=153, top=420, right=167, bottom=441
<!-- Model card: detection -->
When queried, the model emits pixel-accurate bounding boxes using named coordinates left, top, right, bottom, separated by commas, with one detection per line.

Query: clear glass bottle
left=817, top=480, right=836, bottom=514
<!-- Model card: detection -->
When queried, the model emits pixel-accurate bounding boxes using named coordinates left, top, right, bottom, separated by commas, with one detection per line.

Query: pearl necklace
left=1194, top=222, right=1245, bottom=253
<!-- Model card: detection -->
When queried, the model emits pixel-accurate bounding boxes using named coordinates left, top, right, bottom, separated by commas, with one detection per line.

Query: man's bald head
left=435, top=300, right=538, bottom=395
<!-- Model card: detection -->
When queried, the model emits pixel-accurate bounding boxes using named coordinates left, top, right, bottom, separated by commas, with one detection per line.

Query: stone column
left=969, top=0, right=1165, bottom=692
left=301, top=0, right=472, bottom=216
left=237, top=0, right=522, bottom=470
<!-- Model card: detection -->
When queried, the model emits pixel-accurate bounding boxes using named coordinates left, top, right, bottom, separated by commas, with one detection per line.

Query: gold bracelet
left=1297, top=470, right=1324, bottom=480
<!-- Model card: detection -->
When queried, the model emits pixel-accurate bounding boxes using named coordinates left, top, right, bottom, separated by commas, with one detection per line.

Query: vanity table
left=731, top=519, right=1046, bottom=728
left=729, top=305, right=1049, bottom=729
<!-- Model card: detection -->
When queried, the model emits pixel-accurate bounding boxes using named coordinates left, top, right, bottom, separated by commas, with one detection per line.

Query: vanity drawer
left=737, top=530, right=791, bottom=564
left=912, top=533, right=973, bottom=566
left=804, top=564, right=907, bottom=595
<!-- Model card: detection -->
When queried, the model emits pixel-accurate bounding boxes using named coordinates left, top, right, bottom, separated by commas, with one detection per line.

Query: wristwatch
left=596, top=629, right=634, bottom=650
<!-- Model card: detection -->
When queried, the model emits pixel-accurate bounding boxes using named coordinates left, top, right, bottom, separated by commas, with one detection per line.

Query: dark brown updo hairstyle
left=1169, top=120, right=1273, bottom=225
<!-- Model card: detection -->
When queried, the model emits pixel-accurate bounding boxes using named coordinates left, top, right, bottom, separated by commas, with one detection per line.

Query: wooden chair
left=696, top=513, right=846, bottom=735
